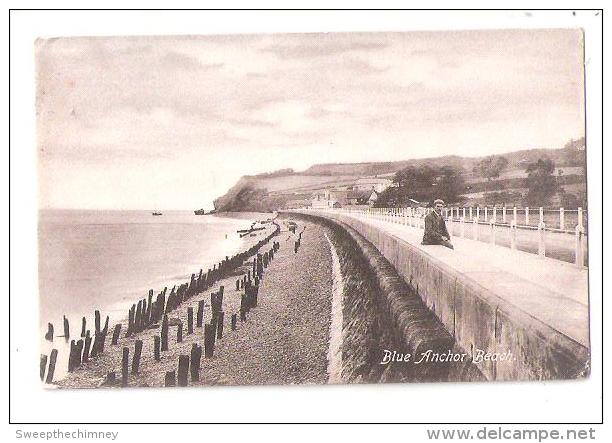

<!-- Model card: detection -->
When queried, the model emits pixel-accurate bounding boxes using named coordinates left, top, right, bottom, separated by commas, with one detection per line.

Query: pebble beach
left=55, top=216, right=334, bottom=389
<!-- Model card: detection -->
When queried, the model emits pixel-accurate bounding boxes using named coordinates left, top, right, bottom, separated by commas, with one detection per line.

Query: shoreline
left=53, top=217, right=333, bottom=388
left=42, top=215, right=278, bottom=386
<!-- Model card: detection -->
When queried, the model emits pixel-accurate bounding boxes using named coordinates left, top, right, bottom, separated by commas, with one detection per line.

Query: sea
left=38, top=209, right=258, bottom=382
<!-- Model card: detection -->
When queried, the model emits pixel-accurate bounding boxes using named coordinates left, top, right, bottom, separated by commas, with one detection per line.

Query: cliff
left=213, top=143, right=585, bottom=212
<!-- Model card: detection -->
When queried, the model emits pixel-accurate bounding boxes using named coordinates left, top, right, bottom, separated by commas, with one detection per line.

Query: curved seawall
left=285, top=210, right=589, bottom=382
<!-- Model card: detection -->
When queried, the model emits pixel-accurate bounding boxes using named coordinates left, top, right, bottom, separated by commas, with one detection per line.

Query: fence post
left=539, top=207, right=544, bottom=225
left=560, top=207, right=565, bottom=230
left=484, top=206, right=488, bottom=222
left=538, top=221, right=546, bottom=257
left=575, top=207, right=585, bottom=267
left=493, top=207, right=497, bottom=223
left=476, top=206, right=480, bottom=221
left=513, top=206, right=518, bottom=225
left=502, top=206, right=507, bottom=223
left=469, top=207, right=473, bottom=221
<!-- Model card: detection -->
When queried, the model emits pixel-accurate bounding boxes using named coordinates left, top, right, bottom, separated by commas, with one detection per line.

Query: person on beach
left=422, top=198, right=454, bottom=250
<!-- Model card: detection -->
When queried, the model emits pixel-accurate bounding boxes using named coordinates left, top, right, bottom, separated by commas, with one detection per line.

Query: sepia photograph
left=34, top=28, right=591, bottom=391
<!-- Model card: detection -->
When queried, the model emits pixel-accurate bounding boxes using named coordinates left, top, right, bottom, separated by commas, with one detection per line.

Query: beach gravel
left=56, top=218, right=333, bottom=388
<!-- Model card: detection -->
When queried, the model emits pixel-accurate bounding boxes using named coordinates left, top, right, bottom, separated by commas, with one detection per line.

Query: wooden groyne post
left=217, top=311, right=224, bottom=339
left=197, top=300, right=204, bottom=327
left=161, top=314, right=169, bottom=351
left=154, top=335, right=161, bottom=361
left=164, top=370, right=176, bottom=387
left=187, top=307, right=194, bottom=335
left=190, top=343, right=202, bottom=382
left=204, top=323, right=215, bottom=358
left=177, top=355, right=190, bottom=387
left=82, top=332, right=92, bottom=363
left=131, top=340, right=143, bottom=374
left=45, top=349, right=58, bottom=384
left=177, top=321, right=183, bottom=343
left=111, top=324, right=122, bottom=345
left=45, top=323, right=54, bottom=341
left=121, top=347, right=129, bottom=387
left=40, top=354, right=48, bottom=381
left=63, top=316, right=70, bottom=339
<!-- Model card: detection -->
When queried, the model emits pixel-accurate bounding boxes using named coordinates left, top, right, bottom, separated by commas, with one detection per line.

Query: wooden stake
left=63, top=316, right=70, bottom=339
left=40, top=354, right=47, bottom=381
left=177, top=355, right=189, bottom=387
left=121, top=347, right=129, bottom=387
left=204, top=324, right=215, bottom=358
left=111, top=324, right=122, bottom=345
left=161, top=314, right=169, bottom=351
left=187, top=307, right=193, bottom=334
left=197, top=300, right=204, bottom=327
left=154, top=335, right=161, bottom=361
left=45, top=323, right=54, bottom=341
left=131, top=340, right=143, bottom=374
left=164, top=370, right=176, bottom=387
left=217, top=311, right=224, bottom=339
left=45, top=349, right=58, bottom=384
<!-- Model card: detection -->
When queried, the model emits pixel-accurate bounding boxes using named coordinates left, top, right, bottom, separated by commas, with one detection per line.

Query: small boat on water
left=152, top=211, right=163, bottom=216
left=194, top=208, right=212, bottom=215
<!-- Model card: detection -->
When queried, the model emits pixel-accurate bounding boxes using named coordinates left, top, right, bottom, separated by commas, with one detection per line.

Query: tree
left=472, top=155, right=509, bottom=196
left=375, top=165, right=464, bottom=207
left=524, top=158, right=558, bottom=206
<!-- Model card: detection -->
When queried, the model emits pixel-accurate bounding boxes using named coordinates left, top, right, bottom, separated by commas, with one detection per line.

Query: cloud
left=261, top=33, right=388, bottom=59
left=36, top=30, right=585, bottom=209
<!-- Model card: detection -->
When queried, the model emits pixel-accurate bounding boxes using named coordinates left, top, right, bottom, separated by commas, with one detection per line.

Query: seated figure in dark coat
left=421, top=199, right=454, bottom=250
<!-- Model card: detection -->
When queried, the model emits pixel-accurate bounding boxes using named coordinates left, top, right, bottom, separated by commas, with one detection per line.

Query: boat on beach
left=152, top=211, right=163, bottom=216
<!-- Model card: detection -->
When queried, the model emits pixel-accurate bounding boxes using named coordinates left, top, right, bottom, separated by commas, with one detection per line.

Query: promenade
left=304, top=209, right=589, bottom=350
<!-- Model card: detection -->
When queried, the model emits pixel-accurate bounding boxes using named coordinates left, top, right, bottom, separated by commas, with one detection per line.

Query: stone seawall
left=285, top=211, right=589, bottom=382
left=284, top=212, right=484, bottom=383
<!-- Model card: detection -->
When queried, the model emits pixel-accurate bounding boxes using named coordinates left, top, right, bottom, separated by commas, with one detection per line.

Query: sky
left=36, top=29, right=585, bottom=210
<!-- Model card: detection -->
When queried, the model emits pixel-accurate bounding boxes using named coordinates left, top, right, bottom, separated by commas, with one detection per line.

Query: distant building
left=354, top=177, right=393, bottom=193
left=346, top=190, right=378, bottom=205
left=311, top=189, right=347, bottom=209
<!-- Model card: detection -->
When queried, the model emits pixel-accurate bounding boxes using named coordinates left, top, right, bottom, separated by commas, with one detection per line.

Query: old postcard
left=37, top=30, right=589, bottom=389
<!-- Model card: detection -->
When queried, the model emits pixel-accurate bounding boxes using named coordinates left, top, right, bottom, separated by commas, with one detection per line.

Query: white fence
left=306, top=206, right=587, bottom=268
